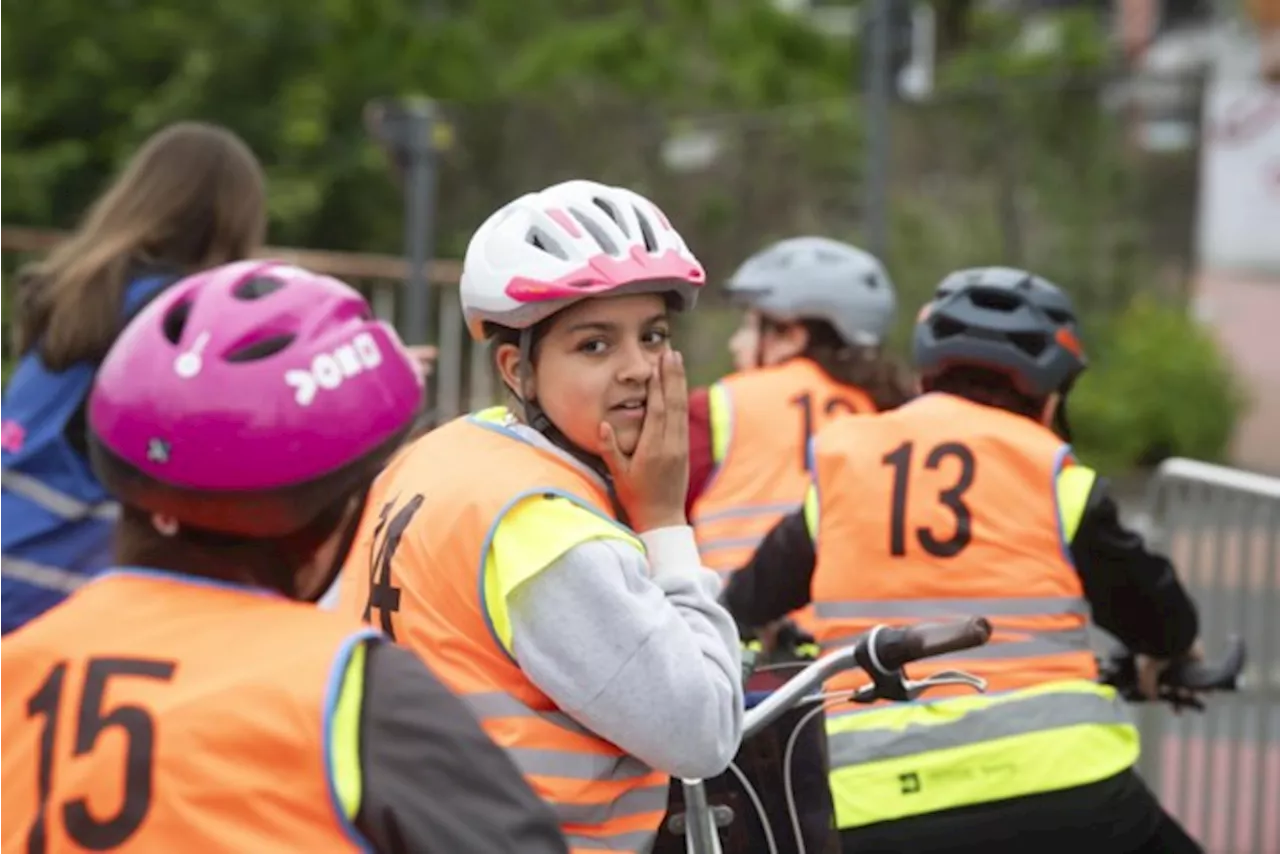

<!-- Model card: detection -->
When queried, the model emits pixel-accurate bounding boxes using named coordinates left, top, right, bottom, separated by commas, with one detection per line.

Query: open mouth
left=610, top=399, right=647, bottom=415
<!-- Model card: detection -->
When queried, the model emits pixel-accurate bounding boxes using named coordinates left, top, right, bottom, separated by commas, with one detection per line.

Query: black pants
left=838, top=769, right=1202, bottom=854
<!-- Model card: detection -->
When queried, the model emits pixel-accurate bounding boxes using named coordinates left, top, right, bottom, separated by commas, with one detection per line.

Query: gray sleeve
left=355, top=641, right=569, bottom=854
left=506, top=530, right=744, bottom=779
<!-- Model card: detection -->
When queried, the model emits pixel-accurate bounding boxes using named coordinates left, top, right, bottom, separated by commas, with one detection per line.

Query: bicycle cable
left=726, top=759, right=781, bottom=854
left=782, top=695, right=851, bottom=854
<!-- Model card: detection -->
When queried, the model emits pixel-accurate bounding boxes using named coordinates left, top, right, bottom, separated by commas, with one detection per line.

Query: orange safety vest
left=808, top=393, right=1138, bottom=829
left=1254, top=0, right=1280, bottom=27
left=810, top=392, right=1097, bottom=693
left=1, top=569, right=374, bottom=854
left=692, top=358, right=874, bottom=575
left=339, top=410, right=668, bottom=854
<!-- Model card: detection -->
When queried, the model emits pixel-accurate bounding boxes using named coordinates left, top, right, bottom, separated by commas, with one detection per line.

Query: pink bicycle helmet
left=88, top=260, right=424, bottom=538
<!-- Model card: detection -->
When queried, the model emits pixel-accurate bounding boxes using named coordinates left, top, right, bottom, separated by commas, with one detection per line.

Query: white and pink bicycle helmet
left=460, top=180, right=706, bottom=339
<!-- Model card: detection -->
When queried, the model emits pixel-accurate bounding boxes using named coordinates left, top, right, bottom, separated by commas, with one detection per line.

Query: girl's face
left=728, top=309, right=807, bottom=372
left=499, top=293, right=672, bottom=457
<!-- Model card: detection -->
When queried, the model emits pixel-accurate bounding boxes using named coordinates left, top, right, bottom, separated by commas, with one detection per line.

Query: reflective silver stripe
left=820, top=627, right=1091, bottom=660
left=553, top=783, right=669, bottom=825
left=814, top=596, right=1088, bottom=619
left=693, top=502, right=798, bottom=525
left=697, top=535, right=765, bottom=554
left=2, top=470, right=119, bottom=522
left=938, top=628, right=1092, bottom=660
left=1, top=556, right=88, bottom=593
left=507, top=747, right=654, bottom=781
left=828, top=688, right=1131, bottom=768
left=464, top=692, right=661, bottom=795
left=464, top=691, right=596, bottom=738
left=564, top=828, right=661, bottom=852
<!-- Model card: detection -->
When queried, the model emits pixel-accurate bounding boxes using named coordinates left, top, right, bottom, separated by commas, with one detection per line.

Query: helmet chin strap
left=1050, top=377, right=1077, bottom=443
left=515, top=329, right=633, bottom=527
left=516, top=328, right=555, bottom=436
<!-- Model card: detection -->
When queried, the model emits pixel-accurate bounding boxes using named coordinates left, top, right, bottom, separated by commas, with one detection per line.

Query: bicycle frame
left=677, top=644, right=862, bottom=854
left=676, top=632, right=988, bottom=854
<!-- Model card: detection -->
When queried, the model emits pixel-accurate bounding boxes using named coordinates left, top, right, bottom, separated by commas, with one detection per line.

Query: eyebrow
left=565, top=312, right=669, bottom=334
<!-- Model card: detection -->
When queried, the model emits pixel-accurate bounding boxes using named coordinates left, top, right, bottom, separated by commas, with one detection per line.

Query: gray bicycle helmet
left=725, top=236, right=897, bottom=347
left=913, top=266, right=1087, bottom=398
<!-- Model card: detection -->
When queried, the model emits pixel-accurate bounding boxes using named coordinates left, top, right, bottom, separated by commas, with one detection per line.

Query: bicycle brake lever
left=901, top=671, right=988, bottom=700
left=927, top=669, right=989, bottom=688
left=846, top=670, right=988, bottom=705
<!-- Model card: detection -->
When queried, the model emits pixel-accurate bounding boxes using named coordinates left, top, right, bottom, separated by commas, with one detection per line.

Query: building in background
left=1194, top=20, right=1280, bottom=473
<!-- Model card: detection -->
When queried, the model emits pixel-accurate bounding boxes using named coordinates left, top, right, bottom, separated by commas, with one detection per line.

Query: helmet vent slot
left=968, top=288, right=1022, bottom=312
left=569, top=208, right=619, bottom=256
left=592, top=197, right=629, bottom=236
left=225, top=333, right=296, bottom=363
left=633, top=205, right=659, bottom=253
left=233, top=276, right=286, bottom=301
left=527, top=227, right=570, bottom=261
left=1008, top=332, right=1047, bottom=357
left=932, top=317, right=966, bottom=340
left=162, top=300, right=193, bottom=345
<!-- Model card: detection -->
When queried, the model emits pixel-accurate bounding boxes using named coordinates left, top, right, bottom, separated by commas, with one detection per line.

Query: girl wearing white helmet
left=688, top=236, right=915, bottom=578
left=338, top=180, right=743, bottom=854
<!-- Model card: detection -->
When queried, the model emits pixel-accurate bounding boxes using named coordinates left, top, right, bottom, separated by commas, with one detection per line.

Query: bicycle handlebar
left=742, top=617, right=992, bottom=740
left=1098, top=635, right=1246, bottom=710
left=1162, top=636, right=1246, bottom=691
left=860, top=618, right=994, bottom=673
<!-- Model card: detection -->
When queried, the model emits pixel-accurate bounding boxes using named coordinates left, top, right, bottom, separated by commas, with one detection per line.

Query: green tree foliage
left=1070, top=295, right=1248, bottom=472
left=2, top=0, right=849, bottom=251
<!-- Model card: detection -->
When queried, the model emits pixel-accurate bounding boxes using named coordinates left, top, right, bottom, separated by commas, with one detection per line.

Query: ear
left=151, top=513, right=180, bottom=537
left=494, top=342, right=530, bottom=398
left=774, top=321, right=810, bottom=361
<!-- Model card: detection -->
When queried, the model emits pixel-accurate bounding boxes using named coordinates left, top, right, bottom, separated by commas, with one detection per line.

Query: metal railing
left=1, top=226, right=499, bottom=422
left=1137, top=457, right=1280, bottom=854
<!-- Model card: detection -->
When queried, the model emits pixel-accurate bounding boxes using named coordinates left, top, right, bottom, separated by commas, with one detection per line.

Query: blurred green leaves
left=1071, top=295, right=1248, bottom=472
left=2, top=0, right=850, bottom=252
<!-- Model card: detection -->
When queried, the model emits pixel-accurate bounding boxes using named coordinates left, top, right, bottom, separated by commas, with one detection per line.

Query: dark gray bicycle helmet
left=725, top=236, right=896, bottom=347
left=913, top=266, right=1087, bottom=398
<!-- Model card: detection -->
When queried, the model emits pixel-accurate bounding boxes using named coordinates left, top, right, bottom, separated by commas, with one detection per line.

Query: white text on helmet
left=284, top=332, right=383, bottom=407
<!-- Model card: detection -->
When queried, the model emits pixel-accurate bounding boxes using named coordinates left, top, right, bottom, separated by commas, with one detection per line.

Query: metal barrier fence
left=1137, top=457, right=1280, bottom=854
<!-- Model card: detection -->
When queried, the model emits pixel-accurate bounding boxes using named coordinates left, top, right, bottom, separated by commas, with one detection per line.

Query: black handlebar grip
left=869, top=617, right=993, bottom=672
left=1161, top=635, right=1247, bottom=692
left=908, top=617, right=994, bottom=660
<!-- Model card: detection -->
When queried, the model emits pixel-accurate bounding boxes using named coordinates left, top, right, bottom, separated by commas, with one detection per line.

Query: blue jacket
left=2, top=273, right=174, bottom=633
